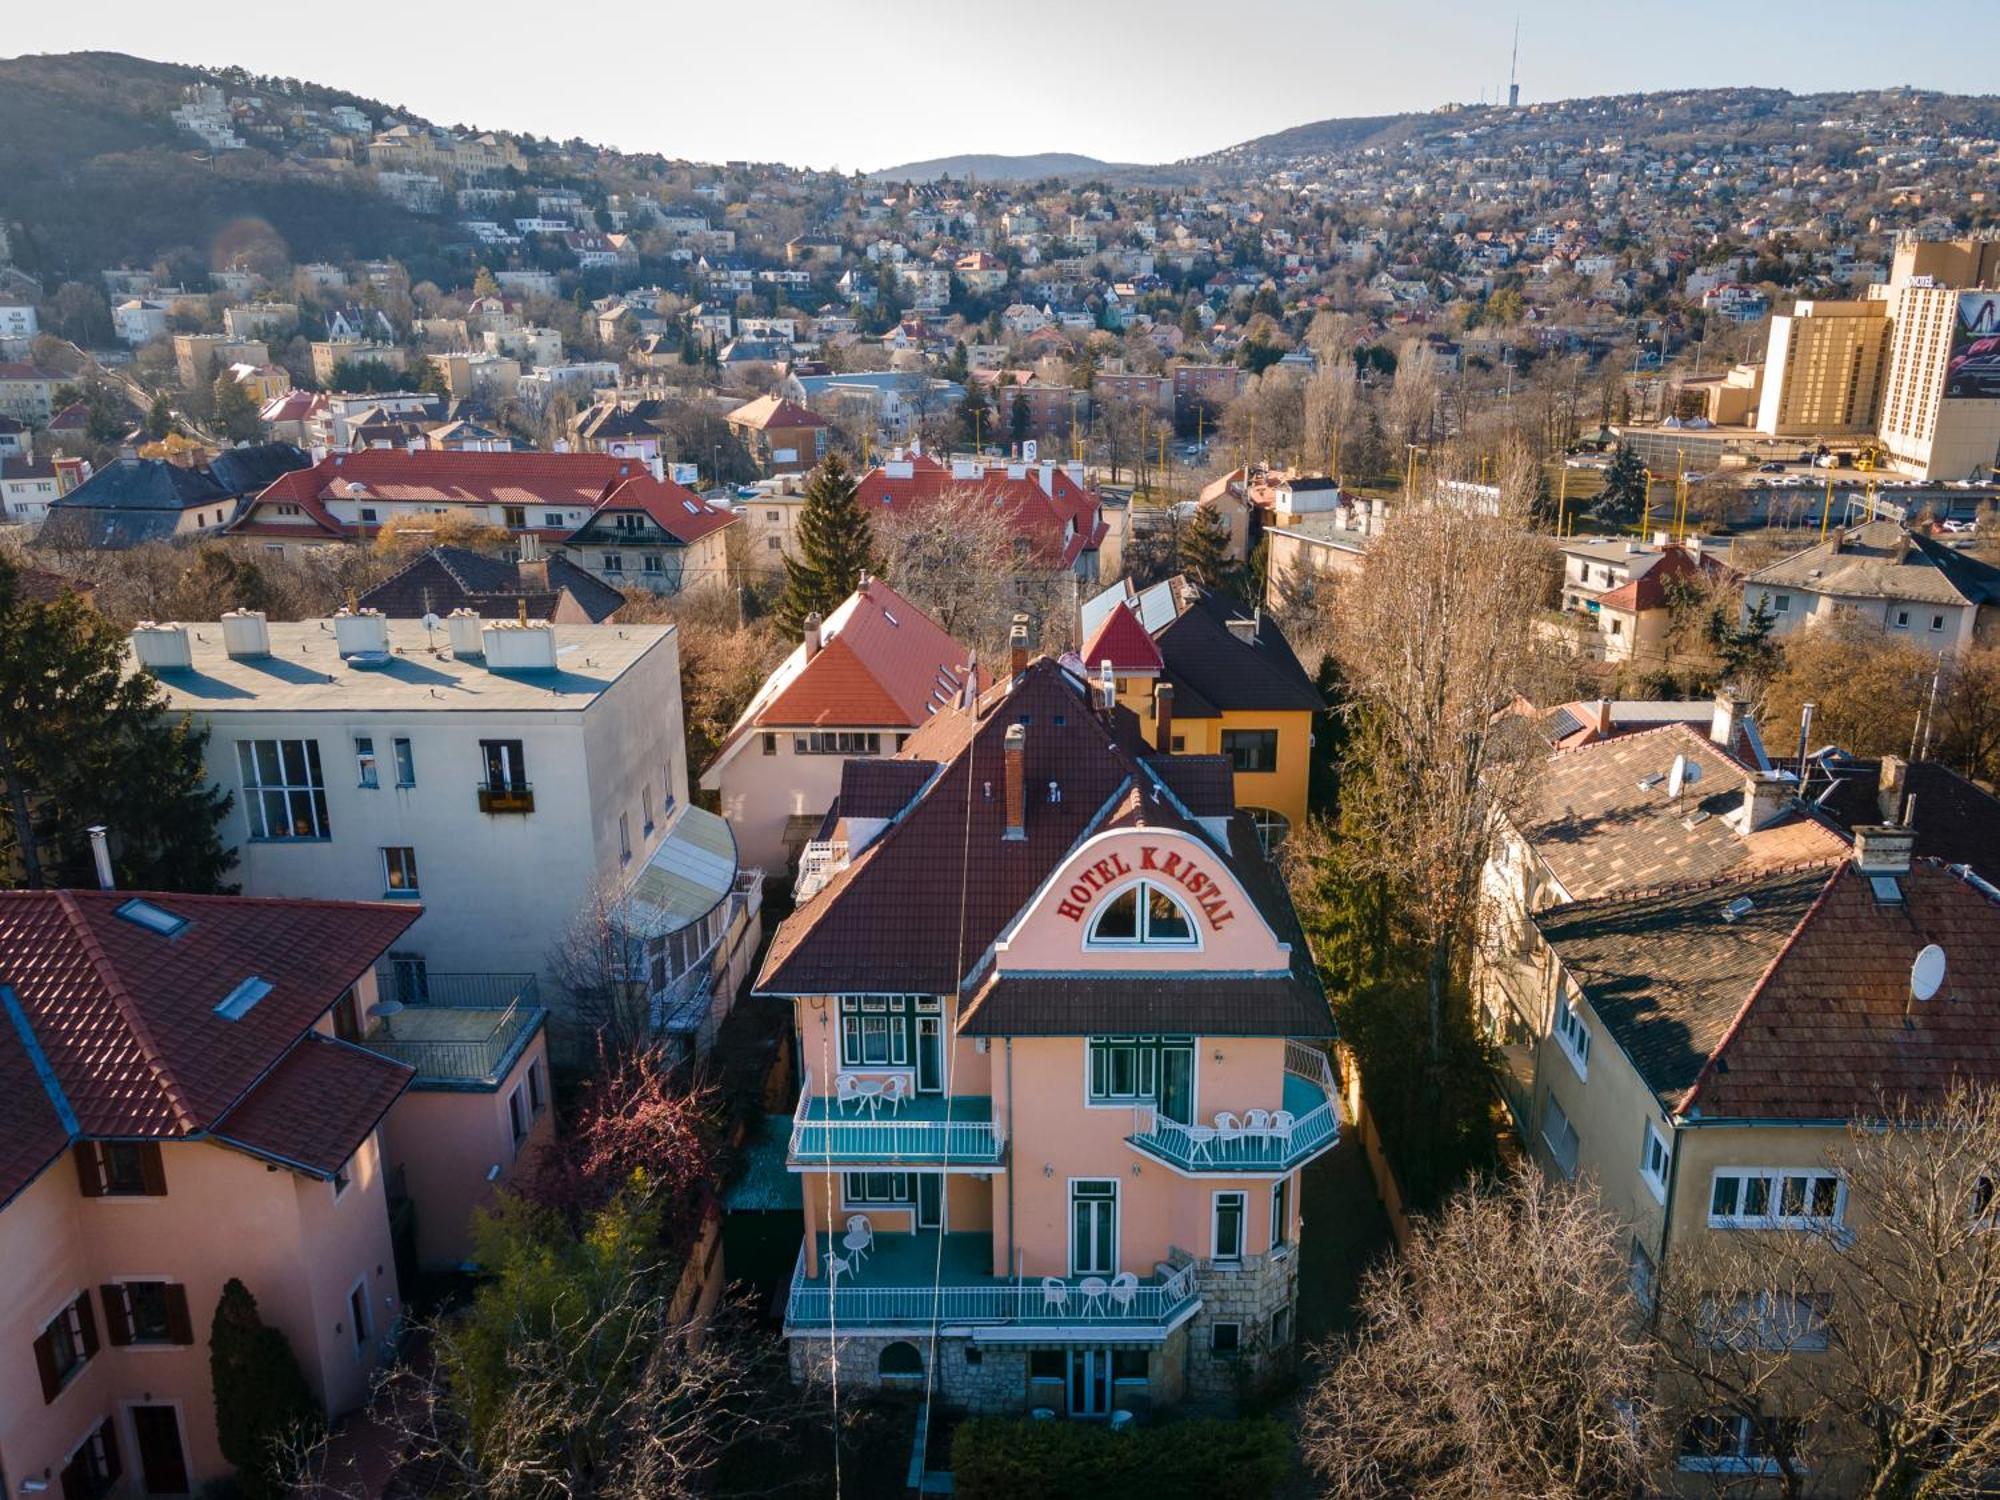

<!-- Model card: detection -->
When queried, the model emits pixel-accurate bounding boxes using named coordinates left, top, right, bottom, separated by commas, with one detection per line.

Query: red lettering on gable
left=1058, top=899, right=1085, bottom=920
left=1140, top=846, right=1160, bottom=871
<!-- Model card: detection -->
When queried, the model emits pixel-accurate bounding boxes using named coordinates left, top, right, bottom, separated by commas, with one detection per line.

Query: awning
left=617, top=804, right=739, bottom=939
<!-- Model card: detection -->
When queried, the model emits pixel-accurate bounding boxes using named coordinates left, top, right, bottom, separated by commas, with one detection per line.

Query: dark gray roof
left=960, top=972, right=1334, bottom=1037
left=1748, top=520, right=2000, bottom=608
left=1156, top=583, right=1324, bottom=717
left=358, top=547, right=626, bottom=623
left=35, top=445, right=309, bottom=552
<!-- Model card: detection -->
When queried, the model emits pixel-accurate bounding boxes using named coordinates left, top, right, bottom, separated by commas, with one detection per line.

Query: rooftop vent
left=221, top=609, right=271, bottom=660
left=215, top=976, right=273, bottom=1021
left=130, top=623, right=193, bottom=671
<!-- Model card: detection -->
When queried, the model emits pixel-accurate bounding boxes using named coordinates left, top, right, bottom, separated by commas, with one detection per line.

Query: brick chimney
left=803, top=612, right=823, bottom=661
left=1732, top=771, right=1792, bottom=833
left=1876, top=755, right=1909, bottom=824
left=1853, top=823, right=1915, bottom=876
left=1009, top=613, right=1031, bottom=678
left=1587, top=698, right=1614, bottom=739
left=1154, top=681, right=1176, bottom=754
left=1710, top=690, right=1745, bottom=749
left=1003, top=723, right=1027, bottom=841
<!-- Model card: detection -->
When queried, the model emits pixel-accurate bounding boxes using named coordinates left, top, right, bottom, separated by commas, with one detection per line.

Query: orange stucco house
left=0, top=888, right=552, bottom=1498
left=759, top=653, right=1339, bottom=1417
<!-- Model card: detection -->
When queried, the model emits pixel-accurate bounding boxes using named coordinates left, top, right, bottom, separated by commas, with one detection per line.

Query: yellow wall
left=1117, top=679, right=1313, bottom=830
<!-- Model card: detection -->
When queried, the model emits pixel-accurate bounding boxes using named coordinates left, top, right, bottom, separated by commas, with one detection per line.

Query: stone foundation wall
left=1183, top=1246, right=1301, bottom=1405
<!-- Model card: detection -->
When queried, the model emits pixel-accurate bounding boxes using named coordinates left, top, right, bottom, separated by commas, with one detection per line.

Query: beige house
left=1741, top=519, right=2000, bottom=654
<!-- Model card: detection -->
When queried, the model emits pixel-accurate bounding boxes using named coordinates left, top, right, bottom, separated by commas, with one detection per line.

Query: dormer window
left=1086, top=882, right=1198, bottom=947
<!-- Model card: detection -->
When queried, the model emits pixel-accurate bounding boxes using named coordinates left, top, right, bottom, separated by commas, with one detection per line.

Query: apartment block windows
left=1220, top=728, right=1279, bottom=773
left=101, top=1281, right=193, bottom=1346
left=74, top=1141, right=165, bottom=1197
left=238, top=738, right=330, bottom=839
left=795, top=731, right=880, bottom=755
left=34, top=1293, right=98, bottom=1400
left=382, top=846, right=420, bottom=897
left=1212, top=1190, right=1247, bottom=1265
left=1553, top=996, right=1591, bottom=1079
left=355, top=735, right=379, bottom=788
left=393, top=736, right=416, bottom=787
left=1641, top=1120, right=1671, bottom=1203
left=1709, top=1168, right=1843, bottom=1229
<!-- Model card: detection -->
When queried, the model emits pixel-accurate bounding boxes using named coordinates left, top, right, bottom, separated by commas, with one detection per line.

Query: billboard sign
left=1945, top=291, right=2000, bottom=401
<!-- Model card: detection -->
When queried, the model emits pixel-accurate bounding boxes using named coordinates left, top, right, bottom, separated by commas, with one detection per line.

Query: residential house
left=724, top=395, right=830, bottom=475
left=1078, top=577, right=1324, bottom=841
left=759, top=656, right=1340, bottom=1415
left=173, top=336, right=270, bottom=390
left=1551, top=540, right=1736, bottom=664
left=36, top=446, right=310, bottom=551
left=0, top=450, right=85, bottom=524
left=1741, top=520, right=2000, bottom=653
left=0, top=364, right=61, bottom=424
left=358, top=545, right=626, bottom=624
left=112, top=301, right=170, bottom=347
left=844, top=452, right=1110, bottom=581
left=0, top=885, right=552, bottom=1496
left=700, top=578, right=984, bottom=870
left=559, top=469, right=736, bottom=596
left=134, top=612, right=761, bottom=1058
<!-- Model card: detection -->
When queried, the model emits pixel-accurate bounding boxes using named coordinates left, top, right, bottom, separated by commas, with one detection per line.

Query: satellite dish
left=1667, top=753, right=1688, bottom=800
left=421, top=611, right=441, bottom=632
left=1911, top=944, right=1947, bottom=1003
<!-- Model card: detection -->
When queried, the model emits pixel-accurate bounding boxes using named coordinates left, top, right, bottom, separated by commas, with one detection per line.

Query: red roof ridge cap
left=54, top=889, right=201, bottom=1133
left=1673, top=862, right=1848, bottom=1118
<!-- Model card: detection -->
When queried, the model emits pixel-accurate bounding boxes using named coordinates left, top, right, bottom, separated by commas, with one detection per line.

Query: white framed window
left=1085, top=882, right=1198, bottom=948
left=1640, top=1120, right=1670, bottom=1204
left=354, top=735, right=379, bottom=788
left=1542, top=1092, right=1580, bottom=1179
left=1893, top=609, right=1911, bottom=629
left=1677, top=1413, right=1798, bottom=1475
left=843, top=1171, right=912, bottom=1206
left=1212, top=1190, right=1247, bottom=1264
left=1701, top=1291, right=1831, bottom=1353
left=1771, top=592, right=1791, bottom=613
left=238, top=739, right=331, bottom=840
left=1271, top=1175, right=1291, bottom=1252
left=1070, top=1179, right=1118, bottom=1276
left=381, top=846, right=419, bottom=897
left=1628, top=1237, right=1657, bottom=1311
left=795, top=731, right=881, bottom=755
left=1553, top=995, right=1590, bottom=1080
left=392, top=736, right=416, bottom=787
left=1708, top=1168, right=1843, bottom=1229
left=1931, top=613, right=1946, bottom=632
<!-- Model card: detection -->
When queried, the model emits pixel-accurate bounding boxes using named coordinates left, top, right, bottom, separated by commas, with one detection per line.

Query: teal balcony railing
left=1125, top=1039, right=1342, bottom=1173
left=789, top=1074, right=1006, bottom=1167
left=784, top=1232, right=1199, bottom=1333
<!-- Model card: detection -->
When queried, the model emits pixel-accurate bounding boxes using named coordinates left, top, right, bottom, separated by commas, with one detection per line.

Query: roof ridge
left=1674, top=862, right=1847, bottom=1117
left=1538, top=857, right=1846, bottom=920
left=53, top=890, right=200, bottom=1133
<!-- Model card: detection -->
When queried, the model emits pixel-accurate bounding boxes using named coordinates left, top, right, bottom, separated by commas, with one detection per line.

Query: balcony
left=785, top=1233, right=1199, bottom=1338
left=360, top=997, right=543, bottom=1089
left=789, top=1074, right=1006, bottom=1168
left=794, top=839, right=847, bottom=900
left=1124, top=1040, right=1342, bottom=1174
left=477, top=781, right=535, bottom=814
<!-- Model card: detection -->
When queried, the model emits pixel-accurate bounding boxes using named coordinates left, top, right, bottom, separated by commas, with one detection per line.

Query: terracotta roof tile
left=1078, top=601, right=1164, bottom=675
left=755, top=579, right=982, bottom=730
left=855, top=455, right=1105, bottom=568
left=213, top=1034, right=411, bottom=1177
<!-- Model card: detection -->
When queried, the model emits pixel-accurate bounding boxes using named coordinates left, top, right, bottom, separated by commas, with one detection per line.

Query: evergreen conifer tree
left=776, top=451, right=878, bottom=635
left=1176, top=502, right=1237, bottom=594
left=208, top=1278, right=320, bottom=1499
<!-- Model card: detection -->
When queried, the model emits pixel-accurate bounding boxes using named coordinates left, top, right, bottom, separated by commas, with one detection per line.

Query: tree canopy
left=775, top=451, right=878, bottom=635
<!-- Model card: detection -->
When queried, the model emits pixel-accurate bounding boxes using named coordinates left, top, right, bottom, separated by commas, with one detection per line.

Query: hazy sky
left=10, top=0, right=1996, bottom=171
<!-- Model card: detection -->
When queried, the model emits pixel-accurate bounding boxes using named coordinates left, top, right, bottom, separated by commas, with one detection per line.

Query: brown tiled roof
left=214, top=1034, right=411, bottom=1176
left=756, top=579, right=982, bottom=729
left=1524, top=724, right=1849, bottom=901
left=1152, top=754, right=1237, bottom=819
left=0, top=889, right=419, bottom=1206
left=959, top=973, right=1334, bottom=1037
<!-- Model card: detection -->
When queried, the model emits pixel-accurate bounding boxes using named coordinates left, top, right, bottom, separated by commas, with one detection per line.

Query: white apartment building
left=135, top=611, right=761, bottom=1050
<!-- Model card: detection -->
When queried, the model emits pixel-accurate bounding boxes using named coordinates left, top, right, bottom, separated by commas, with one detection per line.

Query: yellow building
left=1754, top=299, right=1888, bottom=436
left=1079, top=576, right=1323, bottom=843
left=1878, top=279, right=2000, bottom=480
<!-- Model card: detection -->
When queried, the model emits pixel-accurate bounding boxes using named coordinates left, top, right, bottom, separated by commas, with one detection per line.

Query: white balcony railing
left=1126, top=1039, right=1342, bottom=1172
left=788, top=1070, right=1006, bottom=1164
left=785, top=1246, right=1198, bottom=1330
left=795, top=840, right=849, bottom=901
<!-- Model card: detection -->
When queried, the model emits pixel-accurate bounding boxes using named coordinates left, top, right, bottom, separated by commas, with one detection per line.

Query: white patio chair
left=1040, top=1277, right=1069, bottom=1314
left=1213, top=1111, right=1243, bottom=1160
left=1268, top=1109, right=1295, bottom=1149
left=843, top=1214, right=874, bottom=1264
left=878, top=1074, right=910, bottom=1115
left=825, top=1250, right=852, bottom=1282
left=1243, top=1108, right=1272, bottom=1137
left=1078, top=1276, right=1109, bottom=1316
left=1107, top=1272, right=1139, bottom=1312
left=834, top=1073, right=863, bottom=1115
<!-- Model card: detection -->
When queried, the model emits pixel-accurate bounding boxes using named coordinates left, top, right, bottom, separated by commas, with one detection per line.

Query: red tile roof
left=727, top=394, right=829, bottom=431
left=757, top=579, right=983, bottom=730
left=589, top=473, right=736, bottom=545
left=256, top=448, right=635, bottom=511
left=854, top=454, right=1106, bottom=568
left=213, top=1034, right=410, bottom=1177
left=1596, top=545, right=1734, bottom=613
left=1078, top=600, right=1165, bottom=676
left=0, top=890, right=419, bottom=1206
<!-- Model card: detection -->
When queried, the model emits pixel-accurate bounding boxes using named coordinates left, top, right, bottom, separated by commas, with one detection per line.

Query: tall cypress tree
left=776, top=451, right=878, bottom=635
left=208, top=1278, right=320, bottom=1500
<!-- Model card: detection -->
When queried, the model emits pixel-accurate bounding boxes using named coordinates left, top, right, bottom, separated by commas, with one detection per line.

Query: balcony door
left=916, top=1172, right=942, bottom=1231
left=915, top=1011, right=944, bottom=1095
left=129, top=1405, right=190, bottom=1496
left=1070, top=1180, right=1117, bottom=1277
left=1067, top=1347, right=1112, bottom=1417
left=481, top=739, right=526, bottom=791
left=1158, top=1044, right=1195, bottom=1126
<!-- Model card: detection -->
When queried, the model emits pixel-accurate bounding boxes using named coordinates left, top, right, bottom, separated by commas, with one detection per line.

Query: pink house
left=759, top=655, right=1340, bottom=1416
left=0, top=888, right=553, bottom=1497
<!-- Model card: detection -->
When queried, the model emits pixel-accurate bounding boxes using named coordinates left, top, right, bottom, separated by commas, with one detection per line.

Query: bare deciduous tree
left=1303, top=361, right=1362, bottom=478
left=874, top=483, right=1075, bottom=658
left=1302, top=1170, right=1657, bottom=1499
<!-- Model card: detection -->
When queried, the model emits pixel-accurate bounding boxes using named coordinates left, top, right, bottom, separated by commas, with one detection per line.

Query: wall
left=712, top=728, right=905, bottom=872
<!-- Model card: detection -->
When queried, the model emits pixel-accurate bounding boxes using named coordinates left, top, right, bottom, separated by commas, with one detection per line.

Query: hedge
left=950, top=1414, right=1292, bottom=1499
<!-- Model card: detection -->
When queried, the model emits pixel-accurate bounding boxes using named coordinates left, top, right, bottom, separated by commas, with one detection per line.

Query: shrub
left=950, top=1414, right=1292, bottom=1500
left=207, top=1278, right=320, bottom=1499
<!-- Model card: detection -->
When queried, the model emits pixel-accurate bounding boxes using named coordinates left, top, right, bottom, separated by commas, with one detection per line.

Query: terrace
left=789, top=1076, right=1006, bottom=1168
left=1123, top=1040, right=1342, bottom=1174
left=785, top=1232, right=1199, bottom=1338
left=358, top=973, right=544, bottom=1088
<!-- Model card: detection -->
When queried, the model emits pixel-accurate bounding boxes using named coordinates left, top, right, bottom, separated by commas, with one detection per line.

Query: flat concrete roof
left=142, top=617, right=673, bottom=714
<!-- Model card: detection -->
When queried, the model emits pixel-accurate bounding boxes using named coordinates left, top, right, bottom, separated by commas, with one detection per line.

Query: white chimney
left=221, top=609, right=271, bottom=659
left=1036, top=460, right=1055, bottom=495
left=446, top=608, right=484, bottom=657
left=482, top=619, right=558, bottom=670
left=1065, top=460, right=1085, bottom=488
left=1733, top=772, right=1792, bottom=833
left=130, top=623, right=193, bottom=671
left=649, top=453, right=665, bottom=482
left=87, top=826, right=115, bottom=891
left=1710, top=691, right=1744, bottom=749
left=333, top=607, right=390, bottom=658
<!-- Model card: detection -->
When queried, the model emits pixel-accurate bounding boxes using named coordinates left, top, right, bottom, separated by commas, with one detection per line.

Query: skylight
left=215, top=977, right=273, bottom=1021
left=1721, top=897, right=1756, bottom=923
left=114, top=898, right=189, bottom=938
left=681, top=500, right=700, bottom=514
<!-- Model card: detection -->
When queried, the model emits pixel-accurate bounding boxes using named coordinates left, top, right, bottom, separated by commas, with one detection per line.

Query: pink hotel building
left=0, top=889, right=552, bottom=1498
left=760, top=653, right=1341, bottom=1416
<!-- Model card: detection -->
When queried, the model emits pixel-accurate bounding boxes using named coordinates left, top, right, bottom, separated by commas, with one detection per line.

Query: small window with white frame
left=1085, top=882, right=1198, bottom=948
left=1553, top=994, right=1590, bottom=1079
left=1212, top=1190, right=1247, bottom=1264
left=1542, top=1092, right=1580, bottom=1179
left=1708, top=1168, right=1843, bottom=1229
left=355, top=735, right=379, bottom=788
left=1640, top=1120, right=1670, bottom=1203
left=843, top=1171, right=912, bottom=1206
